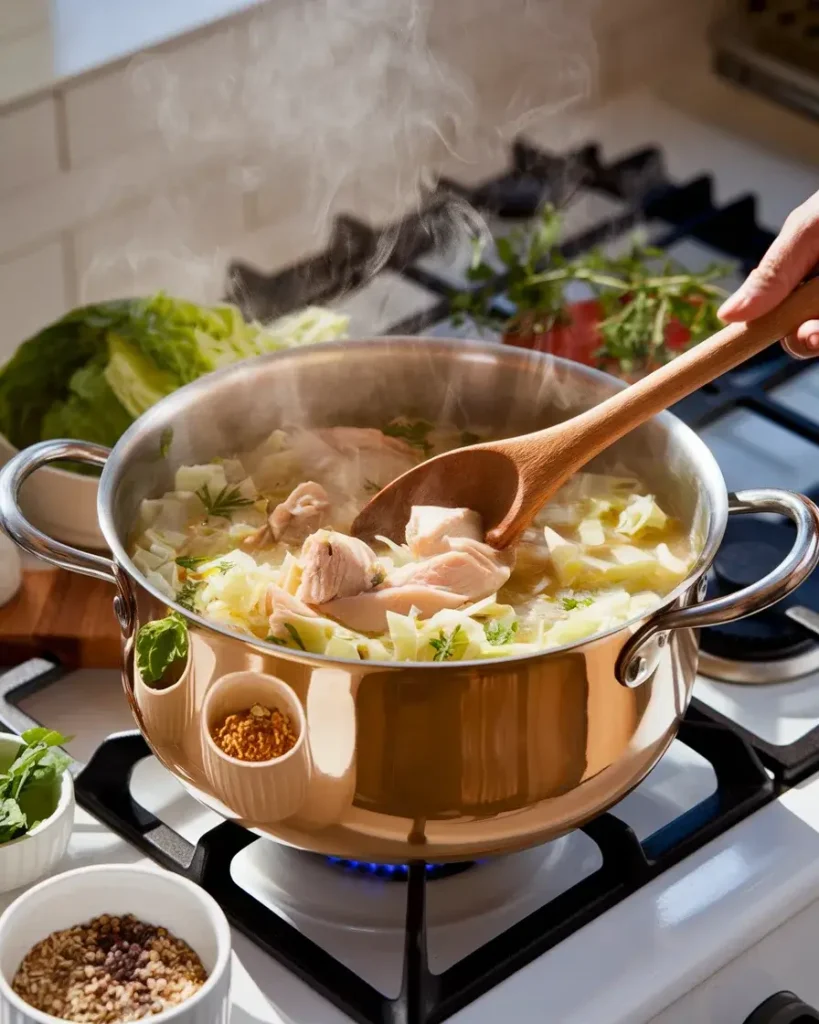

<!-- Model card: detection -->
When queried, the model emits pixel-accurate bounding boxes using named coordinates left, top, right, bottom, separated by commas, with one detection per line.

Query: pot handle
left=616, top=489, right=819, bottom=688
left=0, top=439, right=135, bottom=634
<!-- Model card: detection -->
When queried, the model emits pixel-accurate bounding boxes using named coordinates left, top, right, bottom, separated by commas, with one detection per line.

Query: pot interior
left=102, top=338, right=725, bottom=601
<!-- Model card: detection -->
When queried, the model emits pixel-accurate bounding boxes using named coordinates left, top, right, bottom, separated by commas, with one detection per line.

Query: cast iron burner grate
left=1, top=656, right=817, bottom=1024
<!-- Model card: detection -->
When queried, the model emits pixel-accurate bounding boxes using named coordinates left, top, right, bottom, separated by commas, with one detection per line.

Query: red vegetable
left=503, top=299, right=692, bottom=382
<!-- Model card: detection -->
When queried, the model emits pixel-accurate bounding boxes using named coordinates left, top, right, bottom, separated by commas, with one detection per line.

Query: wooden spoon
left=351, top=277, right=819, bottom=549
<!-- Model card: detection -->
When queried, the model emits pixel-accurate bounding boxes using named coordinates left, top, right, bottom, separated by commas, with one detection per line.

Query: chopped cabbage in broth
left=129, top=421, right=697, bottom=662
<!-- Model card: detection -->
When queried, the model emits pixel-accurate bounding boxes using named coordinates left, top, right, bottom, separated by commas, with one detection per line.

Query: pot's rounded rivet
left=657, top=633, right=667, bottom=648
left=626, top=657, right=644, bottom=685
left=113, top=595, right=131, bottom=634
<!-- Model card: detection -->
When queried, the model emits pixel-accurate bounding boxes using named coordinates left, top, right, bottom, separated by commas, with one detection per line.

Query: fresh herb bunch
left=0, top=728, right=71, bottom=844
left=452, top=204, right=730, bottom=375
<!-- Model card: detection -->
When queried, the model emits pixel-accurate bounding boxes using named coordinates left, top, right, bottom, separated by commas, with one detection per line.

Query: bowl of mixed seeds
left=0, top=864, right=230, bottom=1024
left=201, top=671, right=310, bottom=825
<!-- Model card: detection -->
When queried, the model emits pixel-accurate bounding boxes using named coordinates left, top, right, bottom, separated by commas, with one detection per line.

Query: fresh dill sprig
left=429, top=625, right=467, bottom=662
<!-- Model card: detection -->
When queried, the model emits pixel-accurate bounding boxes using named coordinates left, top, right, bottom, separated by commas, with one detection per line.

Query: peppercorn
left=211, top=703, right=297, bottom=761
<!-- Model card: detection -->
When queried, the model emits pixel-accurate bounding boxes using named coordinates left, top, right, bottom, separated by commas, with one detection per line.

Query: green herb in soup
left=128, top=422, right=696, bottom=662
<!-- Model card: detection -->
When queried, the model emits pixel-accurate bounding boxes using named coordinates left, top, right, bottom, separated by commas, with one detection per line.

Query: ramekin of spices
left=201, top=671, right=310, bottom=825
left=0, top=865, right=230, bottom=1024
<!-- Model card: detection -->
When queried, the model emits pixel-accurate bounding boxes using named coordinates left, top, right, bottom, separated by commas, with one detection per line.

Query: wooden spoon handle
left=550, top=275, right=819, bottom=469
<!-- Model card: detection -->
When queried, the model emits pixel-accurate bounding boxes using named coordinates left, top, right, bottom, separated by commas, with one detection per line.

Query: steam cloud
left=80, top=0, right=597, bottom=311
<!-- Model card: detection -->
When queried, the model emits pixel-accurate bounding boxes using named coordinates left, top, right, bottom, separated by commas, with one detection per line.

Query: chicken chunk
left=242, top=481, right=329, bottom=550
left=389, top=537, right=511, bottom=602
left=405, top=506, right=483, bottom=558
left=290, top=427, right=419, bottom=517
left=319, top=585, right=465, bottom=634
left=297, top=530, right=383, bottom=606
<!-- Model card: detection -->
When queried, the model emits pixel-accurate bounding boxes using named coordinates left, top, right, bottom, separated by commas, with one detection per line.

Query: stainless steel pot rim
left=96, top=336, right=729, bottom=669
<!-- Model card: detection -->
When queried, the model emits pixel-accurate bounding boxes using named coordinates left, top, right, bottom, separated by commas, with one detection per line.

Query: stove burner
left=325, top=856, right=475, bottom=881
left=698, top=514, right=819, bottom=683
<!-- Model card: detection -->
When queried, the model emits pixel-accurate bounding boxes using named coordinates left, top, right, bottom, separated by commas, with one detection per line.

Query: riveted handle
left=616, top=489, right=819, bottom=687
left=0, top=438, right=135, bottom=635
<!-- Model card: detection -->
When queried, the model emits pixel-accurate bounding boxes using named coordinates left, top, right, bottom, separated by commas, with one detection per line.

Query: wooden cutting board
left=0, top=568, right=121, bottom=669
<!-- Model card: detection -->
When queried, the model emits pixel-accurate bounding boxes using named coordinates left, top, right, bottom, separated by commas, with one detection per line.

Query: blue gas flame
left=325, top=857, right=475, bottom=881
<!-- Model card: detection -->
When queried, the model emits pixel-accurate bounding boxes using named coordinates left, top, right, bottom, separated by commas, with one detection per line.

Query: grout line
left=53, top=90, right=71, bottom=172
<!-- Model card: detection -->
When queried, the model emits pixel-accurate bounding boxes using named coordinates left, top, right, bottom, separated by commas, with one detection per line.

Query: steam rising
left=80, top=0, right=596, bottom=310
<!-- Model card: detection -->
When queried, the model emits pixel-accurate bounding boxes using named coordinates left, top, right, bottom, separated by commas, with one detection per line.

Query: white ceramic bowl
left=0, top=436, right=103, bottom=550
left=0, top=865, right=231, bottom=1024
left=0, top=734, right=74, bottom=895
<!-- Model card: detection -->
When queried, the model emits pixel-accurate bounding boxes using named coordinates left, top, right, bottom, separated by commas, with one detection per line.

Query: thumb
left=719, top=197, right=819, bottom=322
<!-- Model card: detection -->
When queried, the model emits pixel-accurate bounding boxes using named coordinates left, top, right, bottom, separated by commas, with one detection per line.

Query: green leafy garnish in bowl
left=0, top=728, right=71, bottom=845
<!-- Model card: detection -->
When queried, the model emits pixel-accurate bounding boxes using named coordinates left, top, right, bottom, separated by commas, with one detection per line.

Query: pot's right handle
left=616, top=489, right=819, bottom=687
left=0, top=439, right=135, bottom=635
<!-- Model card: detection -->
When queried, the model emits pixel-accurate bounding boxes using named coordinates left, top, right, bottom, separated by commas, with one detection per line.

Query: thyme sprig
left=453, top=205, right=730, bottom=375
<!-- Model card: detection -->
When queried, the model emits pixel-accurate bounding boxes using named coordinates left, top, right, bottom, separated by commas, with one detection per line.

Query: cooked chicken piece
left=242, top=481, right=330, bottom=550
left=405, top=506, right=484, bottom=558
left=319, top=585, right=465, bottom=633
left=290, top=427, right=418, bottom=513
left=296, top=530, right=383, bottom=606
left=389, top=537, right=511, bottom=602
left=266, top=585, right=319, bottom=642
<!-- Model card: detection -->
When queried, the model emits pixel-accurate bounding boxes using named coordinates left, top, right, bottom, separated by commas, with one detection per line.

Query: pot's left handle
left=616, top=488, right=819, bottom=687
left=0, top=439, right=135, bottom=635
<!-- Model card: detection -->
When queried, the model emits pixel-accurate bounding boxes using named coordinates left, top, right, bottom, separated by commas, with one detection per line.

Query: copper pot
left=1, top=338, right=817, bottom=862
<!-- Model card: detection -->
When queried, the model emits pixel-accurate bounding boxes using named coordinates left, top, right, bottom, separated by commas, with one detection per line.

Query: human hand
left=718, top=190, right=819, bottom=359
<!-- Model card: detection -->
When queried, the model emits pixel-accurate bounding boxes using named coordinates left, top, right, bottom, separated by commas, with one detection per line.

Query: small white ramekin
left=0, top=734, right=74, bottom=895
left=201, top=671, right=311, bottom=824
left=0, top=865, right=231, bottom=1024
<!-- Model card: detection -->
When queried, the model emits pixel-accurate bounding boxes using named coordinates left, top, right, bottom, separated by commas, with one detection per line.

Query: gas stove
left=4, top=125, right=819, bottom=1024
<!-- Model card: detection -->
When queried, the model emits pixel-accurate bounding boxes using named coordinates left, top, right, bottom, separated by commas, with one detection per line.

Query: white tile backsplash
left=62, top=21, right=241, bottom=168
left=0, top=95, right=60, bottom=198
left=0, top=241, right=67, bottom=357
